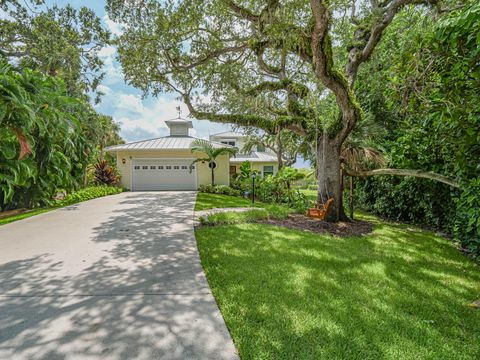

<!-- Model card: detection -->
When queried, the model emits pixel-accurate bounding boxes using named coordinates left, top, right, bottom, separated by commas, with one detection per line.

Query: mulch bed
left=261, top=214, right=373, bottom=237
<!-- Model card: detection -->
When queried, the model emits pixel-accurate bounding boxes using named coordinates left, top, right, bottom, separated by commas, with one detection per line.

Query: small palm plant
left=190, top=139, right=237, bottom=185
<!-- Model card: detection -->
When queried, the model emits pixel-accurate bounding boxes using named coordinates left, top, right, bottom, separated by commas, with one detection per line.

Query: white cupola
left=165, top=117, right=193, bottom=137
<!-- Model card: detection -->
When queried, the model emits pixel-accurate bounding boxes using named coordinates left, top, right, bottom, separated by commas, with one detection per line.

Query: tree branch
left=345, top=167, right=459, bottom=188
left=346, top=0, right=439, bottom=85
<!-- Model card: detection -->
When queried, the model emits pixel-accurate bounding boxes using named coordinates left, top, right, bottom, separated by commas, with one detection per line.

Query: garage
left=132, top=159, right=197, bottom=191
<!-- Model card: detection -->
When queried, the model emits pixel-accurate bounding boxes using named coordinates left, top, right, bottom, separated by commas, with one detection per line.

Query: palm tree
left=190, top=139, right=238, bottom=185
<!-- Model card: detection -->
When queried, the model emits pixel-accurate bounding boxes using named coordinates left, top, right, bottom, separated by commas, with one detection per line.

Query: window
left=229, top=165, right=237, bottom=176
left=263, top=165, right=274, bottom=177
left=142, top=166, right=148, bottom=170
left=166, top=165, right=172, bottom=169
left=158, top=166, right=164, bottom=170
left=174, top=165, right=180, bottom=169
left=257, top=144, right=266, bottom=152
left=191, top=165, right=195, bottom=169
left=134, top=165, right=140, bottom=170
left=181, top=165, right=188, bottom=169
left=221, top=140, right=236, bottom=147
left=150, top=166, right=156, bottom=169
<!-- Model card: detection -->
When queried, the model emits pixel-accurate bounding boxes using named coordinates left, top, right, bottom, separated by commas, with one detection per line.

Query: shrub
left=198, top=184, right=241, bottom=196
left=93, top=160, right=119, bottom=185
left=454, top=179, right=480, bottom=255
left=55, top=186, right=123, bottom=207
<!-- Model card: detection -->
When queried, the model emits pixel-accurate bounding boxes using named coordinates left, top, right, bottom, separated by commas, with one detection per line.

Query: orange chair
left=306, top=198, right=334, bottom=220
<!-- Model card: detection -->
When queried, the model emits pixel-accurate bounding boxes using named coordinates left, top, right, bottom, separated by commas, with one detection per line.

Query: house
left=106, top=118, right=279, bottom=191
left=209, top=131, right=278, bottom=178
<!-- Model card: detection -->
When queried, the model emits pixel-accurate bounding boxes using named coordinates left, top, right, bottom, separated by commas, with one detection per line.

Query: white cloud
left=103, top=15, right=124, bottom=36
left=98, top=45, right=116, bottom=58
left=97, top=88, right=232, bottom=143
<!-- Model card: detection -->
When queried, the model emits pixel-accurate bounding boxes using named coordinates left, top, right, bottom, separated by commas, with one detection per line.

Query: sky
left=45, top=0, right=308, bottom=167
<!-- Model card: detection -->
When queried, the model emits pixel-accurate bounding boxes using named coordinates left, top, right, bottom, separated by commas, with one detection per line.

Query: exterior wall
left=229, top=161, right=278, bottom=177
left=114, top=150, right=230, bottom=190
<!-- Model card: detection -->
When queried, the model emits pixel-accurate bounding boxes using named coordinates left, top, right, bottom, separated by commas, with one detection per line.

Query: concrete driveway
left=0, top=192, right=238, bottom=360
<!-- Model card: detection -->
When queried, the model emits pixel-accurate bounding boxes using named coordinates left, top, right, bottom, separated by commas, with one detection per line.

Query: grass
left=196, top=214, right=480, bottom=359
left=199, top=204, right=291, bottom=226
left=0, top=186, right=124, bottom=227
left=195, top=192, right=264, bottom=211
left=0, top=208, right=53, bottom=226
left=299, top=188, right=317, bottom=202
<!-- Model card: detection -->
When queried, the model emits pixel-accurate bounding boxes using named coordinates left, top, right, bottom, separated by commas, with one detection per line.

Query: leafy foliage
left=93, top=160, right=119, bottom=186
left=0, top=59, right=122, bottom=211
left=0, top=0, right=110, bottom=101
left=454, top=179, right=480, bottom=254
left=354, top=2, right=480, bottom=253
left=55, top=186, right=124, bottom=207
left=198, top=184, right=241, bottom=197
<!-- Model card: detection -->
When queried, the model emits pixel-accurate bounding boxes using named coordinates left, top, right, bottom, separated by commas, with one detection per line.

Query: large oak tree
left=108, top=0, right=460, bottom=220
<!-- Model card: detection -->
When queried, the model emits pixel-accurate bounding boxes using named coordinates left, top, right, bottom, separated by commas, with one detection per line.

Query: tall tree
left=109, top=0, right=460, bottom=220
left=0, top=0, right=110, bottom=101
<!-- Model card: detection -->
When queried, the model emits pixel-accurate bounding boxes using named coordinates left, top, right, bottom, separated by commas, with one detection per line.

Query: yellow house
left=106, top=120, right=279, bottom=191
left=209, top=131, right=279, bottom=177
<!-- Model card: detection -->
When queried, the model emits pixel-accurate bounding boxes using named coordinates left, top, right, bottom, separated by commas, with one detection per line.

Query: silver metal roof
left=210, top=131, right=245, bottom=138
left=105, top=136, right=234, bottom=152
left=230, top=151, right=277, bottom=163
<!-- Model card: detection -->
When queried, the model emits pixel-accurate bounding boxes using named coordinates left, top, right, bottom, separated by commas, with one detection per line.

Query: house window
left=257, top=144, right=265, bottom=152
left=158, top=166, right=164, bottom=170
left=166, top=166, right=172, bottom=169
left=229, top=165, right=237, bottom=176
left=181, top=165, right=188, bottom=169
left=221, top=140, right=236, bottom=147
left=134, top=165, right=140, bottom=170
left=174, top=165, right=180, bottom=169
left=150, top=166, right=156, bottom=169
left=263, top=165, right=274, bottom=177
left=142, top=166, right=148, bottom=170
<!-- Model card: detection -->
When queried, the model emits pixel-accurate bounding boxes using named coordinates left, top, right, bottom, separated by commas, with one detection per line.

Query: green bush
left=198, top=184, right=241, bottom=196
left=454, top=179, right=480, bottom=255
left=55, top=186, right=124, bottom=207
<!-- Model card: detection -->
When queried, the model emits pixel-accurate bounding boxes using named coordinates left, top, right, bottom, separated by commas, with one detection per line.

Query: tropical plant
left=93, top=160, right=119, bottom=186
left=0, top=59, right=120, bottom=211
left=190, top=139, right=238, bottom=185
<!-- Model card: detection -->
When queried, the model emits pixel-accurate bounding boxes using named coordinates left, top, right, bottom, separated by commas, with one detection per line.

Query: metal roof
left=165, top=117, right=193, bottom=128
left=105, top=136, right=234, bottom=152
left=210, top=131, right=245, bottom=138
left=230, top=151, right=278, bottom=163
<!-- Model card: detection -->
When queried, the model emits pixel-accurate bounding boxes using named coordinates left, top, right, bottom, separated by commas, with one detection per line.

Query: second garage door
left=132, top=159, right=197, bottom=191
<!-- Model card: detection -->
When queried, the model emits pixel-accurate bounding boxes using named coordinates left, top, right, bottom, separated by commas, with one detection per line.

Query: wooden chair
left=306, top=198, right=334, bottom=220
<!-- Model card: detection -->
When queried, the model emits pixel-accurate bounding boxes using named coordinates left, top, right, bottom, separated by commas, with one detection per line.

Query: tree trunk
left=349, top=176, right=354, bottom=220
left=276, top=132, right=284, bottom=170
left=211, top=167, right=215, bottom=186
left=316, top=136, right=347, bottom=222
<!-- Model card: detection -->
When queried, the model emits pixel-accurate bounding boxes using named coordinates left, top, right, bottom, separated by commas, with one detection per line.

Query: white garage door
left=132, top=159, right=197, bottom=191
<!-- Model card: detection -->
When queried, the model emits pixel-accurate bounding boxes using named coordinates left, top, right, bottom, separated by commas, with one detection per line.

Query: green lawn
left=0, top=208, right=53, bottom=226
left=195, top=192, right=263, bottom=211
left=299, top=188, right=317, bottom=202
left=196, top=216, right=480, bottom=359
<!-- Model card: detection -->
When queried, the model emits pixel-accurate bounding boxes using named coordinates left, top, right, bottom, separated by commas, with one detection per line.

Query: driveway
left=0, top=192, right=238, bottom=360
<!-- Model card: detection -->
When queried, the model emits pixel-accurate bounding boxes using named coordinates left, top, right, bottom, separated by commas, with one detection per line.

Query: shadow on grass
left=196, top=220, right=480, bottom=359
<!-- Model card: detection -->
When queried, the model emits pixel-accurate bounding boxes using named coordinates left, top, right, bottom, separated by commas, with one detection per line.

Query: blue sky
left=46, top=0, right=308, bottom=167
